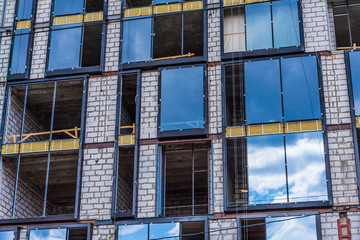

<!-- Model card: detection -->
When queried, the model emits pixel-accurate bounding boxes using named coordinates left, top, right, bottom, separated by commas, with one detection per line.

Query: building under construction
left=0, top=0, right=359, bottom=238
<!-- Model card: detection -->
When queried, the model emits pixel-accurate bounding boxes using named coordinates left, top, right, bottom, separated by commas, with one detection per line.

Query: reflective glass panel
left=286, top=131, right=328, bottom=202
left=29, top=229, right=66, bottom=240
left=153, top=0, right=180, bottom=4
left=245, top=60, right=282, bottom=124
left=247, top=134, right=287, bottom=205
left=350, top=51, right=360, bottom=116
left=53, top=0, right=83, bottom=16
left=282, top=56, right=321, bottom=121
left=10, top=29, right=29, bottom=74
left=149, top=223, right=180, bottom=240
left=48, top=24, right=82, bottom=70
left=122, top=18, right=151, bottom=62
left=266, top=215, right=317, bottom=240
left=160, top=66, right=204, bottom=131
left=245, top=2, right=272, bottom=50
left=17, top=0, right=33, bottom=20
left=0, top=231, right=14, bottom=240
left=118, top=224, right=148, bottom=240
left=273, top=0, right=300, bottom=48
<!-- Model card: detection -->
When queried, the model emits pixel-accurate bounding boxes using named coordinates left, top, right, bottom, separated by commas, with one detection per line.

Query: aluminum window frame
left=0, top=227, right=20, bottom=240
left=26, top=223, right=92, bottom=240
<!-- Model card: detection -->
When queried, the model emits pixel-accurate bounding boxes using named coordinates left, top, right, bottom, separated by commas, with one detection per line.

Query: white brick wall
left=208, top=65, right=222, bottom=134
left=321, top=212, right=339, bottom=240
left=210, top=218, right=237, bottom=240
left=105, top=22, right=120, bottom=72
left=208, top=9, right=221, bottom=62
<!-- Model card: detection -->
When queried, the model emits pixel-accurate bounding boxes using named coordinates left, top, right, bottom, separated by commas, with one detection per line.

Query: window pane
left=245, top=60, right=282, bottom=124
left=153, top=0, right=179, bottom=4
left=281, top=56, right=321, bottom=121
left=53, top=0, right=83, bottom=16
left=273, top=0, right=300, bottom=48
left=10, top=29, right=29, bottom=74
left=17, top=0, right=33, bottom=19
left=286, top=131, right=328, bottom=202
left=247, top=134, right=287, bottom=205
left=122, top=18, right=151, bottom=62
left=349, top=5, right=360, bottom=46
left=0, top=231, right=14, bottom=240
left=224, top=7, right=245, bottom=53
left=29, top=229, right=66, bottom=240
left=350, top=51, right=360, bottom=116
left=245, top=2, right=272, bottom=50
left=150, top=223, right=180, bottom=240
left=160, top=67, right=204, bottom=131
left=334, top=15, right=351, bottom=47
left=118, top=224, right=148, bottom=240
left=266, top=215, right=317, bottom=240
left=48, top=24, right=82, bottom=70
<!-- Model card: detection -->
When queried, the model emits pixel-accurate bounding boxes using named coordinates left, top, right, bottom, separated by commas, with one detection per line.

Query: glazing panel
left=282, top=56, right=321, bottom=121
left=245, top=2, right=272, bottom=50
left=350, top=51, right=360, bottom=116
left=273, top=0, right=300, bottom=48
left=224, top=7, right=246, bottom=52
left=245, top=60, right=282, bottom=124
left=160, top=66, right=204, bottom=131
left=0, top=231, right=14, bottom=240
left=286, top=131, right=328, bottom=202
left=247, top=134, right=287, bottom=205
left=153, top=0, right=180, bottom=4
left=17, top=0, right=33, bottom=19
left=118, top=224, right=148, bottom=240
left=10, top=29, right=29, bottom=74
left=53, top=0, right=83, bottom=16
left=150, top=223, right=180, bottom=240
left=48, top=24, right=82, bottom=70
left=266, top=215, right=317, bottom=240
left=29, top=229, right=66, bottom=240
left=122, top=18, right=151, bottom=62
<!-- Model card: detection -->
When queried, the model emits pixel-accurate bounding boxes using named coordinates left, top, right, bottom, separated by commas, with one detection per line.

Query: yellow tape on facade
left=1, top=139, right=80, bottom=154
left=16, top=20, right=31, bottom=30
left=356, top=117, right=360, bottom=128
left=118, top=135, right=135, bottom=146
left=53, top=12, right=103, bottom=25
left=124, top=1, right=202, bottom=18
left=225, top=120, right=323, bottom=138
left=223, top=0, right=268, bottom=6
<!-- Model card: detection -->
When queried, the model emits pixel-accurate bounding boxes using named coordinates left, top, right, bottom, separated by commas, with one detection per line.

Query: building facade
left=0, top=0, right=358, bottom=238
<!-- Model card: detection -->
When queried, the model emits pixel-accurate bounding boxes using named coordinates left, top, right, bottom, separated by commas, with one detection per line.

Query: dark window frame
left=119, top=0, right=208, bottom=71
left=157, top=64, right=208, bottom=139
left=236, top=211, right=322, bottom=240
left=8, top=0, right=37, bottom=80
left=26, top=223, right=92, bottom=240
left=220, top=0, right=305, bottom=60
left=0, top=75, right=88, bottom=224
left=44, top=0, right=107, bottom=77
left=221, top=53, right=332, bottom=212
left=112, top=70, right=142, bottom=219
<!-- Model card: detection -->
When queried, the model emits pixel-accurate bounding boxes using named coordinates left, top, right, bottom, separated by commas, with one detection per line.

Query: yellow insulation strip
left=118, top=135, right=135, bottom=146
left=356, top=117, right=360, bottom=128
left=16, top=20, right=31, bottom=30
left=247, top=123, right=282, bottom=136
left=223, top=0, right=269, bottom=6
left=2, top=139, right=80, bottom=154
left=225, top=126, right=245, bottom=137
left=285, top=120, right=322, bottom=133
left=84, top=12, right=104, bottom=22
left=53, top=12, right=103, bottom=25
left=124, top=1, right=202, bottom=18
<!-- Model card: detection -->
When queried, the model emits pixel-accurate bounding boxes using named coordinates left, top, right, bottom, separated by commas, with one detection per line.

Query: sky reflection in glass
left=286, top=131, right=328, bottom=202
left=16, top=0, right=33, bottom=20
left=118, top=224, right=148, bottom=240
left=0, top=231, right=14, bottom=240
left=247, top=134, right=287, bottom=205
left=350, top=51, right=360, bottom=116
left=282, top=56, right=321, bottom=121
left=29, top=229, right=66, bottom=240
left=160, top=66, right=204, bottom=131
left=10, top=29, right=29, bottom=74
left=53, top=0, right=83, bottom=16
left=149, top=223, right=179, bottom=240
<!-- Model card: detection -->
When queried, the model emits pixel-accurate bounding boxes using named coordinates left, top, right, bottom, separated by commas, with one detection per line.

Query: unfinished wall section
left=208, top=65, right=222, bottom=135
left=86, top=75, right=117, bottom=144
left=137, top=144, right=156, bottom=218
left=140, top=71, right=158, bottom=140
left=212, top=139, right=224, bottom=214
left=207, top=2, right=221, bottom=63
left=209, top=218, right=237, bottom=240
left=321, top=212, right=339, bottom=240
left=92, top=225, right=116, bottom=240
left=302, top=0, right=331, bottom=52
left=80, top=147, right=114, bottom=221
left=105, top=21, right=120, bottom=72
left=29, top=30, right=48, bottom=79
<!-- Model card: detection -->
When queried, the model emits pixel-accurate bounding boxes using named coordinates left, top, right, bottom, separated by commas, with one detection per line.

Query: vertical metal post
left=192, top=143, right=195, bottom=215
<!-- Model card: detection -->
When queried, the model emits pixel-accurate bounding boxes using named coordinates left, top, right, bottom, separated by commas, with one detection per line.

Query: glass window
left=29, top=229, right=67, bottom=240
left=272, top=0, right=300, bottom=48
left=349, top=51, right=360, bottom=116
left=245, top=59, right=282, bottom=124
left=122, top=18, right=152, bottom=62
left=160, top=66, right=204, bottom=132
left=10, top=29, right=29, bottom=74
left=281, top=56, right=321, bottom=121
left=48, top=24, right=82, bottom=70
left=16, top=0, right=33, bottom=19
left=150, top=223, right=180, bottom=240
left=118, top=225, right=148, bottom=240
left=0, top=231, right=15, bottom=240
left=53, top=0, right=84, bottom=16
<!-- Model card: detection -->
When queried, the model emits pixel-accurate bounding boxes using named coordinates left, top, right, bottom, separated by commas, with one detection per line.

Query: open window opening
left=162, top=142, right=209, bottom=217
left=28, top=225, right=90, bottom=240
left=119, top=73, right=137, bottom=136
left=86, top=0, right=104, bottom=12
left=333, top=1, right=360, bottom=49
left=1, top=150, right=79, bottom=219
left=239, top=214, right=319, bottom=240
left=223, top=0, right=301, bottom=55
left=118, top=221, right=206, bottom=240
left=81, top=23, right=102, bottom=68
left=4, top=80, right=83, bottom=145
